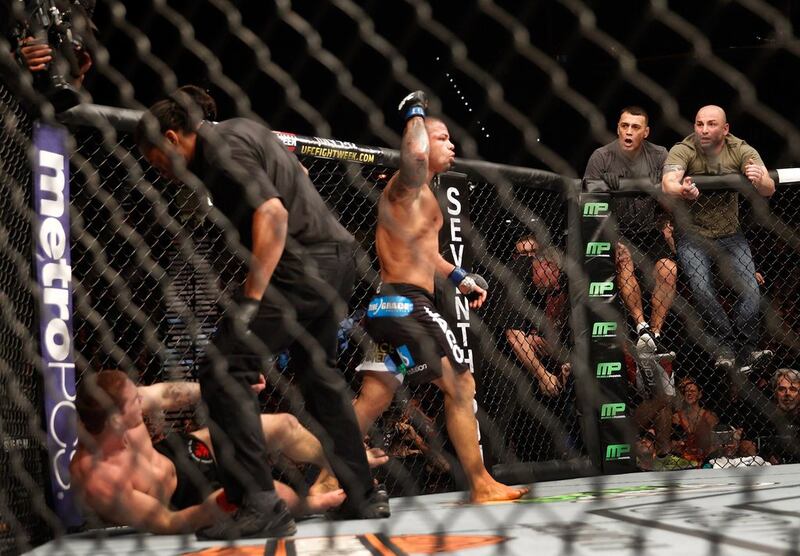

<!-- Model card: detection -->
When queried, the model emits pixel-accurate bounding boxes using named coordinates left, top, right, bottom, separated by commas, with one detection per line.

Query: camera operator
left=5, top=0, right=96, bottom=111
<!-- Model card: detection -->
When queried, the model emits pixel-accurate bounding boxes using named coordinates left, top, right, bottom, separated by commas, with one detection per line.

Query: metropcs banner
left=33, top=122, right=81, bottom=526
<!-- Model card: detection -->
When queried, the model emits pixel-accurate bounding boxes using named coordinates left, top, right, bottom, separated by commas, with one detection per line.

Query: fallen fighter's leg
left=309, top=447, right=389, bottom=496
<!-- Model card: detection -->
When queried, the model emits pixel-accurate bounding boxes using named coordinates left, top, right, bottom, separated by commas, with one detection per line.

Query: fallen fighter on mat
left=70, top=370, right=386, bottom=534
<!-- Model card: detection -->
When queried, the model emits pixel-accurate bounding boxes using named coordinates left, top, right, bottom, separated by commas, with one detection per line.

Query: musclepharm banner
left=579, top=193, right=634, bottom=473
left=34, top=122, right=81, bottom=526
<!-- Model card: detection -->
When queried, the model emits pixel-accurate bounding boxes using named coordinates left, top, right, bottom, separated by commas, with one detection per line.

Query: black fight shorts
left=153, top=432, right=221, bottom=510
left=360, top=283, right=470, bottom=387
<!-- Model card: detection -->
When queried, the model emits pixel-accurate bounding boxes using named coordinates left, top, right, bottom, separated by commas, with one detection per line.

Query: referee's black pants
left=197, top=241, right=373, bottom=507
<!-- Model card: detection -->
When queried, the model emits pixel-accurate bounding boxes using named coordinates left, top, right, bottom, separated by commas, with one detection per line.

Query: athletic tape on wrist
left=405, top=106, right=426, bottom=120
left=449, top=267, right=468, bottom=286
left=460, top=276, right=477, bottom=292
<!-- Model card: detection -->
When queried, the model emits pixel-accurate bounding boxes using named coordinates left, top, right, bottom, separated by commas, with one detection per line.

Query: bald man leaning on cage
left=662, top=104, right=775, bottom=375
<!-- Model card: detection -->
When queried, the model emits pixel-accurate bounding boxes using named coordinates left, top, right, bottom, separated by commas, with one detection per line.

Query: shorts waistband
left=377, top=283, right=435, bottom=301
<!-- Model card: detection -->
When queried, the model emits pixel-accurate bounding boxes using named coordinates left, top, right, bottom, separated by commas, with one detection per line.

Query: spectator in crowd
left=631, top=381, right=674, bottom=467
left=505, top=234, right=571, bottom=397
left=774, top=368, right=800, bottom=415
left=702, top=423, right=764, bottom=468
left=672, top=377, right=719, bottom=463
left=662, top=105, right=775, bottom=373
left=382, top=398, right=451, bottom=476
left=757, top=368, right=800, bottom=464
left=584, top=106, right=677, bottom=360
left=634, top=428, right=658, bottom=470
left=7, top=0, right=96, bottom=110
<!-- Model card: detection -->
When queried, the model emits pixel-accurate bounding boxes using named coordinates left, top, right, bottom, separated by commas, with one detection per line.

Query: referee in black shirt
left=136, top=87, right=388, bottom=539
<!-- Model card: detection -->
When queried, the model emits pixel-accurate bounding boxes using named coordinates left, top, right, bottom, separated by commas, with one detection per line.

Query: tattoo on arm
left=663, top=164, right=685, bottom=176
left=391, top=118, right=429, bottom=200
left=160, top=382, right=201, bottom=412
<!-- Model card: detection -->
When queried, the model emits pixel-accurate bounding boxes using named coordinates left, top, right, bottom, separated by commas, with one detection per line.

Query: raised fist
left=398, top=90, right=428, bottom=121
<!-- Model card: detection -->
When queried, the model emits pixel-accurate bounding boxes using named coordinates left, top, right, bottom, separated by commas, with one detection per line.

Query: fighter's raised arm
left=389, top=91, right=431, bottom=202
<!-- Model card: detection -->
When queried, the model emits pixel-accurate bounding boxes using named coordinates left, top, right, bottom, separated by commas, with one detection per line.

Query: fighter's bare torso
left=70, top=423, right=179, bottom=521
left=375, top=176, right=442, bottom=293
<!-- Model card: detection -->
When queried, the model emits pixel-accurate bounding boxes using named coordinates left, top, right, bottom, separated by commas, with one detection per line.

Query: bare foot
left=309, top=469, right=340, bottom=496
left=303, top=489, right=346, bottom=515
left=470, top=481, right=529, bottom=504
left=309, top=448, right=389, bottom=496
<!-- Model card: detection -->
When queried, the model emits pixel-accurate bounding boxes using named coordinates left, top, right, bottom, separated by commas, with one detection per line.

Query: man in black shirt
left=136, top=89, right=387, bottom=539
left=584, top=106, right=676, bottom=361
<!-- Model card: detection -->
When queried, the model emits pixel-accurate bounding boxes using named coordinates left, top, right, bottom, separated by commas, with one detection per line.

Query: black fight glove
left=229, top=296, right=260, bottom=334
left=398, top=90, right=428, bottom=121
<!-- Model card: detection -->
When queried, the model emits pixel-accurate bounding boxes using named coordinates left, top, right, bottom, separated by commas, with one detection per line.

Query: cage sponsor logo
left=183, top=533, right=507, bottom=555
left=592, top=321, right=617, bottom=338
left=34, top=124, right=79, bottom=525
left=583, top=202, right=609, bottom=217
left=273, top=131, right=297, bottom=151
left=306, top=136, right=360, bottom=150
left=445, top=184, right=475, bottom=372
left=600, top=402, right=626, bottom=419
left=367, top=296, right=414, bottom=318
left=298, top=144, right=376, bottom=163
left=37, top=148, right=73, bottom=365
left=596, top=361, right=623, bottom=378
left=605, top=443, right=631, bottom=461
left=588, top=281, right=614, bottom=297
left=585, top=241, right=612, bottom=257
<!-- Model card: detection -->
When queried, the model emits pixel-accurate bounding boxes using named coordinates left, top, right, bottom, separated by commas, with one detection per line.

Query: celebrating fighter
left=354, top=91, right=529, bottom=503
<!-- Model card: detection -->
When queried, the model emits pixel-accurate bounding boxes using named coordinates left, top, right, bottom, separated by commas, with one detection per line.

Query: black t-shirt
left=583, top=140, right=668, bottom=233
left=188, top=118, right=353, bottom=286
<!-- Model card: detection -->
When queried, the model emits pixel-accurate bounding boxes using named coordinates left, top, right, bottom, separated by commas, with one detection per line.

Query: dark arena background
left=1, top=1, right=800, bottom=555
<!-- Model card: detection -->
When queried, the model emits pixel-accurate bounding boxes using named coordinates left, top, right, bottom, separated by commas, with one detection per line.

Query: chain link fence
left=1, top=0, right=800, bottom=552
left=64, top=121, right=582, bottom=499
left=3, top=91, right=800, bottom=553
left=618, top=180, right=800, bottom=472
left=0, top=83, right=51, bottom=555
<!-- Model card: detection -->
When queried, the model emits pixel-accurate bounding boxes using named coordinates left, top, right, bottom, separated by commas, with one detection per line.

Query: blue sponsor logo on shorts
left=383, top=354, right=398, bottom=373
left=367, top=296, right=414, bottom=318
left=396, top=345, right=415, bottom=370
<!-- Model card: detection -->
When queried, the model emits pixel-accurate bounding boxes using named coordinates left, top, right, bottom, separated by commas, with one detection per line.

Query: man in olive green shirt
left=662, top=105, right=774, bottom=372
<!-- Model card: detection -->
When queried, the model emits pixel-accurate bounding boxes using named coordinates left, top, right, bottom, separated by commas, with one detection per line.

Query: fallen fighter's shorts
left=360, top=283, right=470, bottom=387
left=154, top=432, right=221, bottom=510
